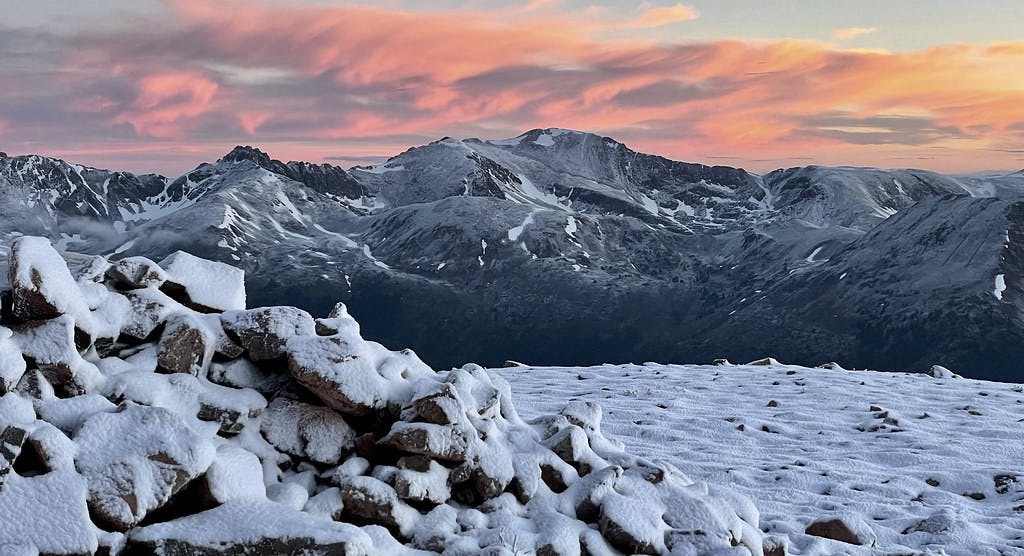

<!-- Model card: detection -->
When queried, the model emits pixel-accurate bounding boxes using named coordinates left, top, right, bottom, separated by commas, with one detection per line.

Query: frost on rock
left=0, top=237, right=763, bottom=555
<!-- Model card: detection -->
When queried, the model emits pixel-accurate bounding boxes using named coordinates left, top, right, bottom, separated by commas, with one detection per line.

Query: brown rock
left=0, top=425, right=28, bottom=487
left=412, top=382, right=462, bottom=425
left=157, top=315, right=211, bottom=375
left=8, top=237, right=75, bottom=321
left=75, top=403, right=214, bottom=531
left=338, top=476, right=411, bottom=533
left=599, top=505, right=658, bottom=555
left=540, top=463, right=568, bottom=493
left=220, top=306, right=315, bottom=361
left=547, top=425, right=593, bottom=475
left=397, top=455, right=433, bottom=472
left=804, top=518, right=865, bottom=545
left=286, top=335, right=380, bottom=416
left=383, top=423, right=469, bottom=462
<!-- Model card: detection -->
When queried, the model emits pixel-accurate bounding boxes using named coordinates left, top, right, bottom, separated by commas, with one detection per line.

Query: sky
left=1, top=0, right=1022, bottom=176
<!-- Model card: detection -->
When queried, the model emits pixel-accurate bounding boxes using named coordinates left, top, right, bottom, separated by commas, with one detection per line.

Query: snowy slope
left=4, top=135, right=1024, bottom=380
left=498, top=362, right=1024, bottom=555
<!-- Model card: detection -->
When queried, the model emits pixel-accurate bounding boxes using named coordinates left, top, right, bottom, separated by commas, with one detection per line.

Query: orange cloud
left=627, top=4, right=699, bottom=27
left=4, top=1, right=1023, bottom=173
left=834, top=27, right=877, bottom=40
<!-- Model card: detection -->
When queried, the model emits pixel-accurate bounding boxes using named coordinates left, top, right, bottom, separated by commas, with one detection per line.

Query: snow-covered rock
left=107, top=256, right=167, bottom=290
left=159, top=250, right=246, bottom=312
left=127, top=499, right=372, bottom=555
left=156, top=314, right=214, bottom=376
left=74, top=402, right=216, bottom=531
left=220, top=306, right=315, bottom=361
left=0, top=327, right=26, bottom=393
left=0, top=237, right=764, bottom=555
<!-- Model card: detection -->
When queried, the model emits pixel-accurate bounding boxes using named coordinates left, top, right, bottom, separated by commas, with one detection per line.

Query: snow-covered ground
left=497, top=362, right=1024, bottom=555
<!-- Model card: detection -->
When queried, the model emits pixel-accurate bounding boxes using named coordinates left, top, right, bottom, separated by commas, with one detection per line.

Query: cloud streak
left=834, top=27, right=877, bottom=40
left=626, top=4, right=699, bottom=27
left=1, top=1, right=1022, bottom=174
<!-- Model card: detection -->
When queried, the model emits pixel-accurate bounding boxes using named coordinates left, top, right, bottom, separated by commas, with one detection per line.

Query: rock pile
left=0, top=236, right=764, bottom=555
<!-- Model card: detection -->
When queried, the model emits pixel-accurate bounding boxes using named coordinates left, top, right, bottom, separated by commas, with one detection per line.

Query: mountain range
left=2, top=129, right=1023, bottom=381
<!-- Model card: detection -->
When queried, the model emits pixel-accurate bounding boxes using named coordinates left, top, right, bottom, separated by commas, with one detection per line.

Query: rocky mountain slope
left=0, top=237, right=764, bottom=555
left=2, top=131, right=1023, bottom=380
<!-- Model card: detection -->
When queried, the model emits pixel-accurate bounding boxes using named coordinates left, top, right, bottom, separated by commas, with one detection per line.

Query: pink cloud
left=627, top=4, right=699, bottom=27
left=114, top=71, right=219, bottom=137
left=2, top=1, right=1022, bottom=173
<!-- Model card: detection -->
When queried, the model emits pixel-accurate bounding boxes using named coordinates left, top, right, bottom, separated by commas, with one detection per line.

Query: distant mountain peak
left=220, top=145, right=273, bottom=166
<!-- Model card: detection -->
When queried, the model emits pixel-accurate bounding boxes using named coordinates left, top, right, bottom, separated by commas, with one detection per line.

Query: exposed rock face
left=0, top=237, right=763, bottom=554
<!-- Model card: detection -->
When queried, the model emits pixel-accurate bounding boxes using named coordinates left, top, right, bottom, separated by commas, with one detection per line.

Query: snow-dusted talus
left=0, top=236, right=764, bottom=555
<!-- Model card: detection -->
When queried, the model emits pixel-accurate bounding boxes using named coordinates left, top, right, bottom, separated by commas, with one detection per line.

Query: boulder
left=338, top=476, right=417, bottom=535
left=64, top=252, right=111, bottom=283
left=156, top=314, right=213, bottom=375
left=202, top=446, right=266, bottom=504
left=74, top=402, right=216, bottom=531
left=0, top=424, right=28, bottom=487
left=748, top=357, right=781, bottom=366
left=220, top=306, right=316, bottom=361
left=260, top=397, right=356, bottom=464
left=805, top=516, right=875, bottom=546
left=286, top=335, right=388, bottom=416
left=304, top=487, right=345, bottom=520
left=927, top=365, right=962, bottom=379
left=383, top=422, right=469, bottom=462
left=598, top=493, right=662, bottom=555
left=120, top=287, right=181, bottom=341
left=126, top=499, right=371, bottom=555
left=107, top=257, right=168, bottom=289
left=158, top=251, right=246, bottom=313
left=411, top=382, right=463, bottom=425
left=7, top=236, right=88, bottom=321
left=0, top=470, right=98, bottom=555
left=393, top=460, right=451, bottom=505
left=11, top=315, right=101, bottom=397
left=207, top=358, right=289, bottom=394
left=546, top=425, right=594, bottom=475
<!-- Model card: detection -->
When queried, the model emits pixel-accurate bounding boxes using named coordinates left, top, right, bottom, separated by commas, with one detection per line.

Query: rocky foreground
left=0, top=236, right=765, bottom=555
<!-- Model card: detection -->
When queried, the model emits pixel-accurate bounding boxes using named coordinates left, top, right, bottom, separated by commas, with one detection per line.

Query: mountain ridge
left=2, top=130, right=1024, bottom=380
